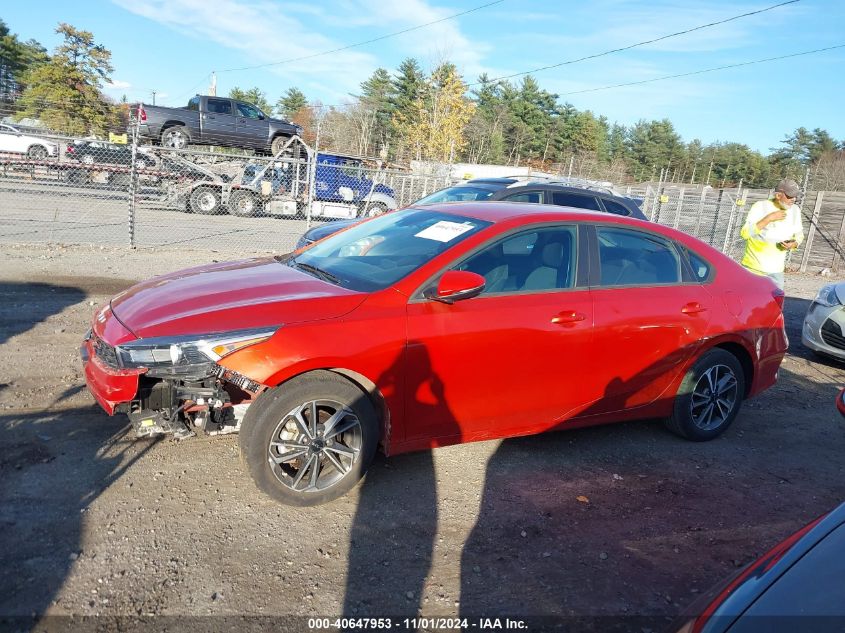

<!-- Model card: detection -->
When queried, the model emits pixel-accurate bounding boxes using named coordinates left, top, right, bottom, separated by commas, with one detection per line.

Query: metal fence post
left=830, top=196, right=845, bottom=273
left=127, top=110, right=140, bottom=247
left=692, top=188, right=708, bottom=238
left=672, top=187, right=684, bottom=229
left=722, top=190, right=746, bottom=255
left=799, top=191, right=825, bottom=272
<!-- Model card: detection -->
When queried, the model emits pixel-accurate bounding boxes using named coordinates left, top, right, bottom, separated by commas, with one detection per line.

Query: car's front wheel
left=665, top=348, right=745, bottom=441
left=239, top=372, right=379, bottom=506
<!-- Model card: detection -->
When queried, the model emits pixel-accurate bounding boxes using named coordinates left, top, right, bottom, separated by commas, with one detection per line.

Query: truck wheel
left=190, top=187, right=224, bottom=215
left=361, top=202, right=387, bottom=218
left=239, top=371, right=379, bottom=507
left=229, top=190, right=263, bottom=217
left=270, top=135, right=293, bottom=157
left=162, top=127, right=189, bottom=150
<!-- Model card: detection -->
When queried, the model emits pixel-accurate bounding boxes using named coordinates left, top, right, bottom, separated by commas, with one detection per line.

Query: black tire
left=66, top=168, right=89, bottom=185
left=239, top=371, right=379, bottom=506
left=270, top=135, right=294, bottom=157
left=228, top=189, right=263, bottom=217
left=665, top=348, right=745, bottom=441
left=360, top=201, right=387, bottom=218
left=190, top=186, right=224, bottom=215
left=161, top=126, right=190, bottom=150
left=27, top=145, right=48, bottom=160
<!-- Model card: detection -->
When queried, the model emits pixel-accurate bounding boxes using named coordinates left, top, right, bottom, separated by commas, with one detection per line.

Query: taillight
left=138, top=105, right=147, bottom=122
left=772, top=288, right=785, bottom=310
left=66, top=144, right=74, bottom=153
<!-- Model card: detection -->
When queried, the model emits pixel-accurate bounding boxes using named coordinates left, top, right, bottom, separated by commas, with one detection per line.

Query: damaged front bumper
left=82, top=330, right=264, bottom=439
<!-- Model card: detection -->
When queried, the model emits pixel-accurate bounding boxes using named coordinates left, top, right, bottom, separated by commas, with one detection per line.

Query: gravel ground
left=1, top=242, right=844, bottom=632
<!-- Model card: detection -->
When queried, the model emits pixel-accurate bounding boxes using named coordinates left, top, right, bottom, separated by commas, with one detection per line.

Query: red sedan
left=81, top=203, right=787, bottom=506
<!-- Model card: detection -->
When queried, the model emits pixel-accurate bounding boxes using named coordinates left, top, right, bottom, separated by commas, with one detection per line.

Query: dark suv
left=295, top=177, right=646, bottom=248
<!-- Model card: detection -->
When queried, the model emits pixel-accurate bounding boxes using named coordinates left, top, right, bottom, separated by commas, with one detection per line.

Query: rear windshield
left=287, top=209, right=491, bottom=292
left=415, top=186, right=497, bottom=205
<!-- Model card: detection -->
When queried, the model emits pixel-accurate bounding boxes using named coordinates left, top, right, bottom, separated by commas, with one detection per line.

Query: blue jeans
left=744, top=266, right=784, bottom=290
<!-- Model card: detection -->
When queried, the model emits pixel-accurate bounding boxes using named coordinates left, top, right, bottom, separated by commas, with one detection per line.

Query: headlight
left=116, top=326, right=278, bottom=375
left=814, top=284, right=841, bottom=307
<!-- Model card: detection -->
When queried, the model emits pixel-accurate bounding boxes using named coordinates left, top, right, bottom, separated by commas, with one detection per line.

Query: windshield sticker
left=415, top=221, right=476, bottom=243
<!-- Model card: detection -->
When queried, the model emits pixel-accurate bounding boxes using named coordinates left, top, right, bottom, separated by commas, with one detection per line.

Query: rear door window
left=599, top=198, right=632, bottom=216
left=551, top=191, right=602, bottom=211
left=597, top=228, right=682, bottom=287
left=206, top=98, right=233, bottom=115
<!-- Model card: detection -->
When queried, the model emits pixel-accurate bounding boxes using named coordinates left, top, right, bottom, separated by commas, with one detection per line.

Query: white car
left=0, top=123, right=59, bottom=159
left=802, top=281, right=845, bottom=360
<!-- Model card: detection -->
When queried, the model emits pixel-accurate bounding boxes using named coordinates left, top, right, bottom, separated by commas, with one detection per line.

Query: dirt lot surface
left=2, top=242, right=845, bottom=632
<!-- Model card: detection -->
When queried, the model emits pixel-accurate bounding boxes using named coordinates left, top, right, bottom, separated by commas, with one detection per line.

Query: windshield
left=415, top=185, right=498, bottom=205
left=288, top=209, right=491, bottom=292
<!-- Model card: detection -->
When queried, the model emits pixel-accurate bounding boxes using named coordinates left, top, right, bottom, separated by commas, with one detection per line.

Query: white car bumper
left=802, top=301, right=845, bottom=360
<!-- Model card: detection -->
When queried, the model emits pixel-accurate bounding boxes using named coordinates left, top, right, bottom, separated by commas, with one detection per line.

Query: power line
left=555, top=43, right=845, bottom=96
left=217, top=0, right=506, bottom=73
left=469, top=0, right=800, bottom=86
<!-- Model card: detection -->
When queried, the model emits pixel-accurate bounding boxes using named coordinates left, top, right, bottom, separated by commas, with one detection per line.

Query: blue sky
left=3, top=0, right=844, bottom=153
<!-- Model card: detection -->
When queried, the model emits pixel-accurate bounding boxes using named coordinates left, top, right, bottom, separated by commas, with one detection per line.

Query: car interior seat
left=522, top=238, right=571, bottom=290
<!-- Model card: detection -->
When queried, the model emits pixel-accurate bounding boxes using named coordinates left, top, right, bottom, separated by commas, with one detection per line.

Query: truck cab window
left=236, top=103, right=262, bottom=119
left=187, top=97, right=200, bottom=111
left=206, top=99, right=233, bottom=115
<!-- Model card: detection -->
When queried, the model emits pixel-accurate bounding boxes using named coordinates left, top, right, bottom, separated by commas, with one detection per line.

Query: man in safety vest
left=739, top=178, right=804, bottom=289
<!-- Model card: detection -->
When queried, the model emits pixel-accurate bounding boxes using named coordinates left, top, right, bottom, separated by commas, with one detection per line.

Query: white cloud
left=105, top=79, right=132, bottom=90
left=110, top=0, right=497, bottom=97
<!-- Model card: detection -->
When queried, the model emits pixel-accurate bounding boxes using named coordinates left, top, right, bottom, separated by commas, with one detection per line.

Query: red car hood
left=110, top=257, right=365, bottom=339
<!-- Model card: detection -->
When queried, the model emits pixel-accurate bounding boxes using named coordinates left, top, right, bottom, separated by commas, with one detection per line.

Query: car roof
left=464, top=177, right=519, bottom=186
left=407, top=201, right=631, bottom=224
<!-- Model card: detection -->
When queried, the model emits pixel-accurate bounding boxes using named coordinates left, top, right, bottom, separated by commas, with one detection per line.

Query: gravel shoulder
left=1, top=243, right=844, bottom=631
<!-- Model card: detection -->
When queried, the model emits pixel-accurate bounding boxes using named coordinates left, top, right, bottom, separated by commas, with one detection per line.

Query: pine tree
left=276, top=87, right=307, bottom=119
left=18, top=23, right=114, bottom=135
left=228, top=87, right=272, bottom=114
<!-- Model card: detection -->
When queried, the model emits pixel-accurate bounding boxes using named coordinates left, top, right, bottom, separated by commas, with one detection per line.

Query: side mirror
left=424, top=270, right=486, bottom=304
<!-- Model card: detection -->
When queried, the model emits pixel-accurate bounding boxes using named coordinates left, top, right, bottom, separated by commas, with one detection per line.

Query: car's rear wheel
left=81, top=154, right=96, bottom=165
left=190, top=186, right=223, bottom=215
left=665, top=348, right=745, bottom=441
left=239, top=372, right=379, bottom=506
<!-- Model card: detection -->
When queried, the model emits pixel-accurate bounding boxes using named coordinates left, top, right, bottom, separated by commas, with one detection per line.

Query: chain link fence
left=1, top=124, right=844, bottom=273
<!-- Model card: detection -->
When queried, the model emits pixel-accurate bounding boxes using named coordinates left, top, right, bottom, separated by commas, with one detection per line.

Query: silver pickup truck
left=137, top=95, right=302, bottom=155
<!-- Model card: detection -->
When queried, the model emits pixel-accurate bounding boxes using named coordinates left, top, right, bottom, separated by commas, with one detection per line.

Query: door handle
left=551, top=310, right=586, bottom=325
left=681, top=302, right=707, bottom=315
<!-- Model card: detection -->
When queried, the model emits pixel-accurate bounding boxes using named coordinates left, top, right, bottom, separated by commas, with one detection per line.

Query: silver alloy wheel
left=81, top=154, right=95, bottom=165
left=689, top=364, right=738, bottom=431
left=196, top=191, right=218, bottom=213
left=164, top=129, right=187, bottom=149
left=267, top=399, right=362, bottom=493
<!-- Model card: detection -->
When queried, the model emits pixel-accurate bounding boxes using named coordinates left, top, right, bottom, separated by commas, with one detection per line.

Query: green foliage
left=228, top=86, right=272, bottom=114
left=1, top=18, right=48, bottom=108
left=17, top=23, right=116, bottom=135
left=276, top=87, right=307, bottom=119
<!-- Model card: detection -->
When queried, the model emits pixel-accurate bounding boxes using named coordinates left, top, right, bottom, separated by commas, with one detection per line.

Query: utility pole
left=150, top=90, right=157, bottom=106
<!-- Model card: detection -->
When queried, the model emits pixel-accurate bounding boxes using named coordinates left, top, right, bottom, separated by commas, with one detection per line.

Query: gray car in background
left=803, top=281, right=845, bottom=360
left=295, top=176, right=647, bottom=249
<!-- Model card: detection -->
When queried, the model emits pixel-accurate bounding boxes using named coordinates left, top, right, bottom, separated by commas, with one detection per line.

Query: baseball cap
left=775, top=178, right=801, bottom=198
